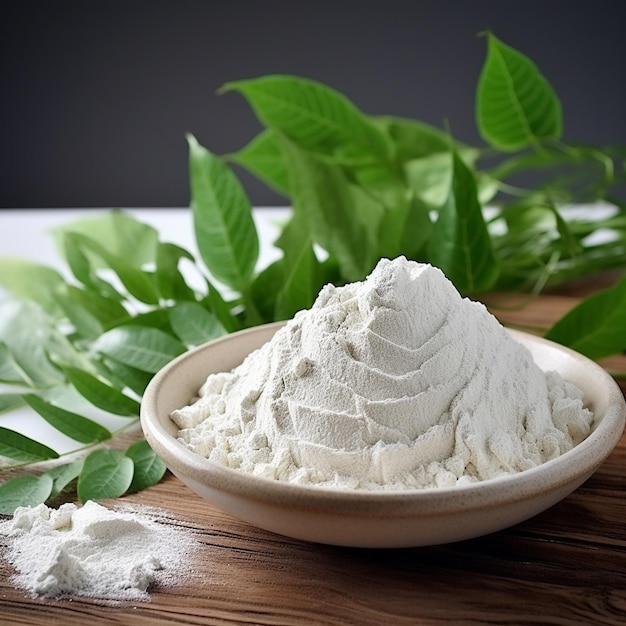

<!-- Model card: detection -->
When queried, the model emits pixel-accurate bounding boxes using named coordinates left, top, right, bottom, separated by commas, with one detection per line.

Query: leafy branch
left=1, top=32, right=624, bottom=513
left=0, top=441, right=166, bottom=514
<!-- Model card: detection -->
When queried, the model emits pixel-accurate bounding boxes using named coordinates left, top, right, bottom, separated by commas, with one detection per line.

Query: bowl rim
left=140, top=322, right=626, bottom=514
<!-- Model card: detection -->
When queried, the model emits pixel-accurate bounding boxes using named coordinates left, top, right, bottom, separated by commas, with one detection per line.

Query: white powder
left=172, top=257, right=594, bottom=490
left=0, top=500, right=198, bottom=601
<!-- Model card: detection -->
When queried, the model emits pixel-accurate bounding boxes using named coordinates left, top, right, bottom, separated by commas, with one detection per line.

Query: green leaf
left=101, top=358, right=153, bottom=398
left=0, top=259, right=66, bottom=318
left=125, top=440, right=167, bottom=492
left=168, top=302, right=226, bottom=346
left=54, top=289, right=105, bottom=340
left=241, top=292, right=264, bottom=328
left=52, top=210, right=158, bottom=268
left=221, top=75, right=390, bottom=160
left=118, top=308, right=172, bottom=332
left=476, top=32, right=562, bottom=150
left=62, top=366, right=141, bottom=416
left=57, top=228, right=94, bottom=285
left=345, top=162, right=431, bottom=260
left=547, top=201, right=583, bottom=257
left=404, top=152, right=454, bottom=209
left=0, top=427, right=59, bottom=463
left=428, top=150, right=499, bottom=293
left=385, top=195, right=434, bottom=260
left=188, top=134, right=260, bottom=292
left=92, top=325, right=186, bottom=373
left=64, top=232, right=160, bottom=305
left=46, top=329, right=99, bottom=379
left=0, top=474, right=54, bottom=515
left=490, top=145, right=596, bottom=182
left=156, top=242, right=197, bottom=301
left=489, top=144, right=613, bottom=202
left=250, top=260, right=284, bottom=324
left=499, top=200, right=556, bottom=244
left=202, top=278, right=241, bottom=333
left=46, top=460, right=83, bottom=499
left=23, top=394, right=112, bottom=444
left=545, top=275, right=626, bottom=359
left=274, top=213, right=322, bottom=320
left=376, top=115, right=452, bottom=161
left=227, top=129, right=291, bottom=196
left=77, top=449, right=134, bottom=503
left=59, top=285, right=129, bottom=330
left=56, top=231, right=124, bottom=300
left=0, top=342, right=33, bottom=386
left=0, top=394, right=25, bottom=415
left=279, top=135, right=380, bottom=281
left=349, top=160, right=404, bottom=210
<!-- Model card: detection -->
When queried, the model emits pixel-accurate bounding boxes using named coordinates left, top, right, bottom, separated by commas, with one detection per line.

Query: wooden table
left=1, top=292, right=625, bottom=626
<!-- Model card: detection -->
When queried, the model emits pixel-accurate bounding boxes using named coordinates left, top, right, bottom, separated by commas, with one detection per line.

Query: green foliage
left=226, top=129, right=290, bottom=196
left=46, top=461, right=83, bottom=499
left=476, top=32, right=562, bottom=150
left=427, top=150, right=499, bottom=292
left=0, top=33, right=624, bottom=513
left=220, top=75, right=391, bottom=160
left=62, top=366, right=141, bottom=416
left=273, top=211, right=323, bottom=321
left=77, top=449, right=134, bottom=502
left=0, top=475, right=54, bottom=514
left=546, top=275, right=626, bottom=359
left=168, top=301, right=227, bottom=346
left=0, top=441, right=167, bottom=515
left=0, top=427, right=59, bottom=464
left=188, top=134, right=259, bottom=294
left=23, top=394, right=112, bottom=444
left=91, top=326, right=187, bottom=373
left=0, top=260, right=66, bottom=317
left=279, top=134, right=382, bottom=281
left=125, top=440, right=167, bottom=493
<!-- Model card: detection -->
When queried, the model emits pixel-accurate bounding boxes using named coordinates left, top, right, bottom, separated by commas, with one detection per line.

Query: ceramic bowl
left=140, top=322, right=625, bottom=548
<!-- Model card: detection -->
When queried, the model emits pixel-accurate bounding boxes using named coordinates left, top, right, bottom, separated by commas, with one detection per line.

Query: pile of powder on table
left=171, top=256, right=594, bottom=490
left=0, top=500, right=198, bottom=601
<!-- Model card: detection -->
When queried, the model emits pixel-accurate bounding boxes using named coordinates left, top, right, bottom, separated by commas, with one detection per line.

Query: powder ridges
left=172, top=257, right=593, bottom=490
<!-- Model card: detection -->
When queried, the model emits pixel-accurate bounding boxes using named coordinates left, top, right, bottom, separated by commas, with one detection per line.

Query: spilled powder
left=172, top=257, right=594, bottom=490
left=0, top=500, right=198, bottom=601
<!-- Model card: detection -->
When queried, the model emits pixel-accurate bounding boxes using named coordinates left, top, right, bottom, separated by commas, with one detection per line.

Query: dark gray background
left=1, top=0, right=624, bottom=208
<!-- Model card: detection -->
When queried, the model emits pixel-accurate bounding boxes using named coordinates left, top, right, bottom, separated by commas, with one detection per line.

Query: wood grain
left=1, top=294, right=625, bottom=626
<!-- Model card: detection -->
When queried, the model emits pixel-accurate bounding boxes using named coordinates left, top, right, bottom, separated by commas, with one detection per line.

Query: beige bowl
left=140, top=322, right=625, bottom=548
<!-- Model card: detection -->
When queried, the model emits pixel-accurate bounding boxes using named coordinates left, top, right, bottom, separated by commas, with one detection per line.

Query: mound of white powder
left=0, top=500, right=198, bottom=600
left=171, top=256, right=594, bottom=490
